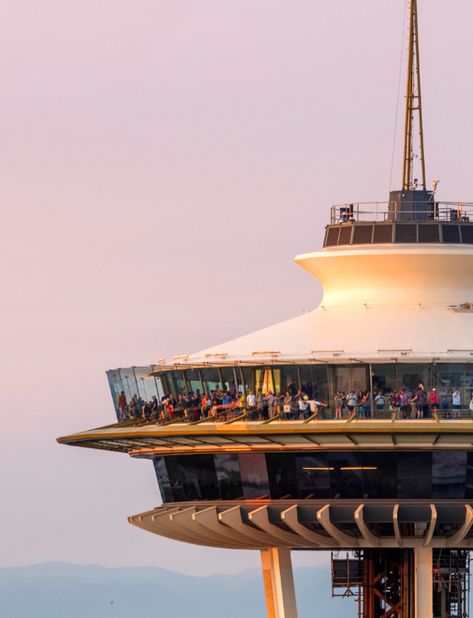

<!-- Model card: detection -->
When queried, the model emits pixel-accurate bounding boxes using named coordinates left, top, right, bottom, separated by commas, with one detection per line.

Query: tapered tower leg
left=260, top=548, right=298, bottom=618
left=415, top=547, right=432, bottom=618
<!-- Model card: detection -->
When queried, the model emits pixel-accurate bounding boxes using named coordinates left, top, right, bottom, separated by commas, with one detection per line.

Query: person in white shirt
left=452, top=388, right=462, bottom=419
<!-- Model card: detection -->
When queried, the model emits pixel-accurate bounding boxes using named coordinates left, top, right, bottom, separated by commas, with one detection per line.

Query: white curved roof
left=173, top=244, right=473, bottom=365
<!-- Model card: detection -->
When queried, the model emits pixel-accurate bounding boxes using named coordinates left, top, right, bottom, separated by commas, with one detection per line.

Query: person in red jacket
left=117, top=391, right=127, bottom=421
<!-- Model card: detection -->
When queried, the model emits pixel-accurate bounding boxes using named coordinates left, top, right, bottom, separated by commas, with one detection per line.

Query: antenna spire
left=402, top=0, right=426, bottom=191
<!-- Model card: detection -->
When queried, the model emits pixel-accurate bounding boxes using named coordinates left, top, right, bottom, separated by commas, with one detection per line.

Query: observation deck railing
left=111, top=401, right=473, bottom=428
left=329, top=202, right=473, bottom=225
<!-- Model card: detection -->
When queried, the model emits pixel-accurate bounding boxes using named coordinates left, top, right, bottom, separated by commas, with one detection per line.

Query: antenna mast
left=402, top=0, right=426, bottom=191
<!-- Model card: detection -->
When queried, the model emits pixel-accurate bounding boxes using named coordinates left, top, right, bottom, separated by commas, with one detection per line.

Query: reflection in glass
left=215, top=453, right=242, bottom=499
left=266, top=454, right=297, bottom=498
left=239, top=454, right=270, bottom=498
left=165, top=456, right=200, bottom=501
left=194, top=455, right=219, bottom=500
left=432, top=451, right=466, bottom=499
left=153, top=457, right=173, bottom=503
left=296, top=453, right=331, bottom=499
left=200, top=368, right=221, bottom=395
left=362, top=452, right=397, bottom=498
left=329, top=452, right=364, bottom=499
left=397, top=452, right=432, bottom=498
left=185, top=369, right=203, bottom=395
left=155, top=450, right=473, bottom=503
left=371, top=364, right=397, bottom=393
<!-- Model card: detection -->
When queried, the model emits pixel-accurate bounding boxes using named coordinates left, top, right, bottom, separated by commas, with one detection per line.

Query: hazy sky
left=3, top=0, right=473, bottom=575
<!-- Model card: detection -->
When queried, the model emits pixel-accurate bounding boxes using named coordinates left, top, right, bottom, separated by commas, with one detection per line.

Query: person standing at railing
left=298, top=395, right=310, bottom=419
left=363, top=391, right=371, bottom=419
left=346, top=391, right=358, bottom=416
left=201, top=393, right=208, bottom=418
left=247, top=390, right=256, bottom=419
left=266, top=392, right=275, bottom=418
left=334, top=392, right=344, bottom=420
left=452, top=388, right=462, bottom=419
left=428, top=388, right=439, bottom=420
left=282, top=393, right=292, bottom=420
left=412, top=384, right=426, bottom=419
left=374, top=391, right=385, bottom=416
left=399, top=389, right=410, bottom=419
left=117, top=391, right=127, bottom=421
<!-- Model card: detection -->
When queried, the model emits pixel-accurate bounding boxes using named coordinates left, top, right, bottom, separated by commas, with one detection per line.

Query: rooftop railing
left=329, top=202, right=473, bottom=225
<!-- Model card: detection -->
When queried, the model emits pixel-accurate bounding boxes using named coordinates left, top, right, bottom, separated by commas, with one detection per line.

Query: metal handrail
left=330, top=201, right=473, bottom=224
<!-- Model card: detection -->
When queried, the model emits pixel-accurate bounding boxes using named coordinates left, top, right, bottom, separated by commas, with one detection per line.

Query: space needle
left=59, top=2, right=473, bottom=616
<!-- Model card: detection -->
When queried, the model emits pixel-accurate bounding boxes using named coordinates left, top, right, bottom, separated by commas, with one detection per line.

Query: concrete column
left=260, top=548, right=298, bottom=618
left=415, top=546, right=433, bottom=618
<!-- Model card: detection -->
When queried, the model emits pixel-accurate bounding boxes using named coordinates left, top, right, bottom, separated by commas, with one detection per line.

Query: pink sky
left=3, top=0, right=473, bottom=575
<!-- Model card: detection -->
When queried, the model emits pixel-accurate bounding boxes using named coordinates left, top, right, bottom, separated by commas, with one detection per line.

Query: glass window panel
left=461, top=225, right=473, bottom=244
left=266, top=454, right=297, bottom=499
left=312, top=366, right=329, bottom=403
left=352, top=367, right=367, bottom=392
left=325, top=227, right=340, bottom=247
left=296, top=453, right=331, bottom=499
left=464, top=365, right=473, bottom=413
left=273, top=368, right=282, bottom=395
left=353, top=225, right=373, bottom=244
left=395, top=224, right=417, bottom=243
left=299, top=366, right=315, bottom=399
left=329, top=452, right=364, bottom=499
left=107, top=369, right=123, bottom=417
left=168, top=371, right=186, bottom=396
left=338, top=226, right=352, bottom=245
left=194, top=455, right=219, bottom=500
left=418, top=224, right=440, bottom=243
left=185, top=369, right=203, bottom=395
left=239, top=454, right=270, bottom=499
left=353, top=225, right=373, bottom=245
left=335, top=367, right=367, bottom=394
left=153, top=457, right=173, bottom=503
left=432, top=364, right=465, bottom=414
left=397, top=452, right=432, bottom=498
left=134, top=366, right=159, bottom=401
left=165, top=456, right=200, bottom=501
left=215, top=454, right=243, bottom=499
left=255, top=368, right=274, bottom=395
left=466, top=452, right=473, bottom=499
left=362, top=452, right=397, bottom=499
left=371, top=364, right=397, bottom=393
left=432, top=451, right=466, bottom=499
left=200, top=368, right=221, bottom=395
left=120, top=367, right=138, bottom=401
left=241, top=367, right=255, bottom=393
left=298, top=365, right=330, bottom=400
left=220, top=367, right=235, bottom=393
left=335, top=367, right=351, bottom=393
left=281, top=366, right=299, bottom=396
left=373, top=224, right=393, bottom=243
left=442, top=224, right=461, bottom=244
left=397, top=364, right=430, bottom=392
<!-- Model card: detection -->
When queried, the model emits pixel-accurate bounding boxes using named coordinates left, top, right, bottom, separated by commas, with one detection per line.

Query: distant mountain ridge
left=0, top=561, right=356, bottom=618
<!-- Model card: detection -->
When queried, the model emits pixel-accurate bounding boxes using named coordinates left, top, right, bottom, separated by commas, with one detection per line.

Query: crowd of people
left=115, top=382, right=471, bottom=423
left=336, top=383, right=469, bottom=419
left=116, top=387, right=327, bottom=423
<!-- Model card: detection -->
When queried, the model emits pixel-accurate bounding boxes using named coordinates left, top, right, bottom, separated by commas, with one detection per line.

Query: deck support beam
left=260, top=548, right=298, bottom=618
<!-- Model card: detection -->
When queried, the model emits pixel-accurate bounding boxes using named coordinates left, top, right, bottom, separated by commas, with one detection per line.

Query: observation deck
left=324, top=201, right=473, bottom=248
